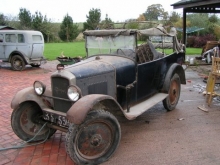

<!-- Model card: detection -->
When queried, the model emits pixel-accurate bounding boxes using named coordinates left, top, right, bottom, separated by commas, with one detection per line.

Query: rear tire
left=163, top=73, right=181, bottom=111
left=65, top=110, right=121, bottom=165
left=11, top=55, right=25, bottom=71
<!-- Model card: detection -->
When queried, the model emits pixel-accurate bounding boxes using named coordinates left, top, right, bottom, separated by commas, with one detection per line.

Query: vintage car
left=0, top=30, right=46, bottom=71
left=11, top=24, right=186, bottom=165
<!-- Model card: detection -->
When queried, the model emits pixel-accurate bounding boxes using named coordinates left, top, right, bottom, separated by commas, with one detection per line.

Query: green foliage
left=209, top=15, right=218, bottom=23
left=126, top=20, right=139, bottom=29
left=18, top=8, right=55, bottom=42
left=18, top=8, right=32, bottom=29
left=100, top=14, right=114, bottom=29
left=187, top=13, right=220, bottom=36
left=59, top=14, right=79, bottom=42
left=83, top=8, right=101, bottom=30
left=143, top=4, right=168, bottom=21
left=168, top=11, right=181, bottom=24
left=32, top=12, right=52, bottom=42
left=0, top=13, right=6, bottom=25
left=213, top=25, right=220, bottom=40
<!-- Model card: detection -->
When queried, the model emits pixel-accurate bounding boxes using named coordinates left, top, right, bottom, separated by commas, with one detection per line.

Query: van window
left=32, top=35, right=42, bottom=41
left=6, top=34, right=16, bottom=43
left=18, top=34, right=25, bottom=43
left=0, top=34, right=3, bottom=42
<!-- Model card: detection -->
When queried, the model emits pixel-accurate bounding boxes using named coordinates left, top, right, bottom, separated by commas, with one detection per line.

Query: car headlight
left=67, top=85, right=81, bottom=101
left=33, top=81, right=46, bottom=96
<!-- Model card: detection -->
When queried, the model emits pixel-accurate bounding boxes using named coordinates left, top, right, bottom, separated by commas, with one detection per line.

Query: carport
left=171, top=0, right=220, bottom=45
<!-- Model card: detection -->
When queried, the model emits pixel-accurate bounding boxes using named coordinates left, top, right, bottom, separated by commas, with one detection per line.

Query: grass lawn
left=44, top=42, right=202, bottom=60
left=44, top=42, right=86, bottom=60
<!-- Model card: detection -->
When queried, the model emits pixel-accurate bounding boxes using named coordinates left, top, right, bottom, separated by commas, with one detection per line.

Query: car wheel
left=11, top=55, right=25, bottom=71
left=11, top=102, right=56, bottom=142
left=163, top=73, right=181, bottom=111
left=31, top=64, right=41, bottom=67
left=65, top=110, right=121, bottom=165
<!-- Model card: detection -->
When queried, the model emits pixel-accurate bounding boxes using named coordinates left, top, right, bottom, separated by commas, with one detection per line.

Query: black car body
left=11, top=24, right=186, bottom=165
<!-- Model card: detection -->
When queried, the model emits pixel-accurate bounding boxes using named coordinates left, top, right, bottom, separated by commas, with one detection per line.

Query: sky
left=0, top=0, right=182, bottom=23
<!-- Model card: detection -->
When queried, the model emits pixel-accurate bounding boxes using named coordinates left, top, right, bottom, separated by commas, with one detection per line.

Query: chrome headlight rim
left=33, top=81, right=46, bottom=96
left=67, top=85, right=81, bottom=102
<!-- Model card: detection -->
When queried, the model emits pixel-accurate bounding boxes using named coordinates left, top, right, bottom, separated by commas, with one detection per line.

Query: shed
left=171, top=0, right=220, bottom=45
left=0, top=26, right=15, bottom=30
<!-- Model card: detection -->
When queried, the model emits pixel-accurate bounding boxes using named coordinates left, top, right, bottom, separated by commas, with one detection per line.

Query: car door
left=0, top=33, right=4, bottom=60
left=4, top=33, right=17, bottom=59
left=31, top=34, right=44, bottom=58
left=137, top=60, right=163, bottom=100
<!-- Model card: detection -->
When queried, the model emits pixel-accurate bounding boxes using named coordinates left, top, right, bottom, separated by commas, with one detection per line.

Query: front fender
left=66, top=94, right=123, bottom=125
left=11, top=87, right=52, bottom=110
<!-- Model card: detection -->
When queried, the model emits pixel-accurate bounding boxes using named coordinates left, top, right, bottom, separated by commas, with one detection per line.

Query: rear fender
left=9, top=52, right=28, bottom=64
left=161, top=63, right=186, bottom=93
left=66, top=94, right=123, bottom=124
left=11, top=87, right=53, bottom=110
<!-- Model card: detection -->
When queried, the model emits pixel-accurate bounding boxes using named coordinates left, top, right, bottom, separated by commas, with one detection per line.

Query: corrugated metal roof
left=171, top=0, right=220, bottom=9
left=172, top=0, right=203, bottom=6
left=0, top=26, right=15, bottom=30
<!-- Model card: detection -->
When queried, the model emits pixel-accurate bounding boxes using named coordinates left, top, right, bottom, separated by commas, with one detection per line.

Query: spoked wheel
left=11, top=55, right=25, bottom=71
left=163, top=73, right=181, bottom=111
left=66, top=110, right=121, bottom=165
left=11, top=102, right=56, bottom=142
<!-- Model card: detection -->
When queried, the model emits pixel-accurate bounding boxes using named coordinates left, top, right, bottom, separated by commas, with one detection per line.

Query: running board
left=123, top=93, right=168, bottom=120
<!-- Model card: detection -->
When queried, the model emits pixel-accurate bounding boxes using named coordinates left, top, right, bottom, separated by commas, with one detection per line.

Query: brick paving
left=0, top=62, right=75, bottom=165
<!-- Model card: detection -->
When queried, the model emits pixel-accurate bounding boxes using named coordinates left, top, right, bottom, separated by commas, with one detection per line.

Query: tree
left=100, top=14, right=113, bottom=29
left=144, top=4, right=168, bottom=21
left=18, top=8, right=32, bottom=29
left=32, top=11, right=44, bottom=31
left=125, top=19, right=139, bottom=29
left=169, top=11, right=181, bottom=23
left=137, top=14, right=146, bottom=21
left=32, top=11, right=53, bottom=42
left=83, top=8, right=101, bottom=30
left=0, top=13, right=6, bottom=25
left=213, top=25, right=220, bottom=40
left=186, top=13, right=219, bottom=35
left=59, top=14, right=79, bottom=42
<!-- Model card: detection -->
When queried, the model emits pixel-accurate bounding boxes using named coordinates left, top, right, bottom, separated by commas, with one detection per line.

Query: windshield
left=86, top=35, right=136, bottom=60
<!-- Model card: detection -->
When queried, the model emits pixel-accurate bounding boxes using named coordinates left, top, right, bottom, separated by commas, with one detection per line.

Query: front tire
left=11, top=102, right=56, bottom=142
left=163, top=73, right=181, bottom=111
left=11, top=55, right=25, bottom=71
left=65, top=110, right=121, bottom=165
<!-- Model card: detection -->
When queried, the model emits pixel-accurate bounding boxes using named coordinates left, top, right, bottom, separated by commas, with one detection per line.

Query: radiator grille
left=52, top=77, right=72, bottom=112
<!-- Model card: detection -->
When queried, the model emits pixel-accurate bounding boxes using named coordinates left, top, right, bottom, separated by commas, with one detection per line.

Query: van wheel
left=163, top=73, right=181, bottom=111
left=66, top=110, right=121, bottom=165
left=11, top=55, right=25, bottom=71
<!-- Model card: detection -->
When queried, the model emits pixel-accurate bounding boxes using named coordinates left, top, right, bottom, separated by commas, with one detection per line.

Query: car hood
left=66, top=55, right=136, bottom=85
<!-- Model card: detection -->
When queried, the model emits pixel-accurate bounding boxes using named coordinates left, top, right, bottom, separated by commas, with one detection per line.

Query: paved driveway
left=0, top=62, right=220, bottom=165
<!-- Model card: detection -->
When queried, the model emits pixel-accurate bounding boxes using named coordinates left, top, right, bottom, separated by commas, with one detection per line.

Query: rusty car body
left=11, top=24, right=186, bottom=165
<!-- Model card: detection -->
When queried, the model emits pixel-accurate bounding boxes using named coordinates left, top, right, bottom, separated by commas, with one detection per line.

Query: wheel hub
left=90, top=134, right=102, bottom=146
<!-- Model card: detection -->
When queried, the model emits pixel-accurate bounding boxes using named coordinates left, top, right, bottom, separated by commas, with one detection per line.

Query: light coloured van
left=0, top=30, right=46, bottom=71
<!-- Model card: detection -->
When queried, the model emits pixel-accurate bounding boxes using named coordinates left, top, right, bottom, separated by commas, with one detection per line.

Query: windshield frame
left=85, top=34, right=137, bottom=60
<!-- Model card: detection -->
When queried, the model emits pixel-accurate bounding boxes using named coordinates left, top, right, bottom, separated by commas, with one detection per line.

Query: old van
left=0, top=30, right=46, bottom=71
